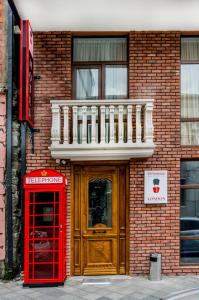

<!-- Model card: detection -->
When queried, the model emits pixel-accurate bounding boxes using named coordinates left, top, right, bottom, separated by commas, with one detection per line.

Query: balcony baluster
left=50, top=99, right=155, bottom=161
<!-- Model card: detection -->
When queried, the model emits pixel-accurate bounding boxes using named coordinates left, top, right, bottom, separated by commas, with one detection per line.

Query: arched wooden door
left=72, top=164, right=128, bottom=276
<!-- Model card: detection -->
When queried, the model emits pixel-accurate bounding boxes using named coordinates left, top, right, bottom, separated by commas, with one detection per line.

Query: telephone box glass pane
left=30, top=192, right=55, bottom=203
left=29, top=251, right=59, bottom=263
left=29, top=228, right=59, bottom=238
left=29, top=263, right=59, bottom=279
left=88, top=179, right=112, bottom=228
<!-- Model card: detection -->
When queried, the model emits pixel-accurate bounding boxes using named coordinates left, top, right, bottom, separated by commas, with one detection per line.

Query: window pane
left=181, top=161, right=199, bottom=185
left=105, top=65, right=127, bottom=99
left=181, top=37, right=199, bottom=61
left=181, top=122, right=199, bottom=145
left=180, top=189, right=199, bottom=263
left=88, top=179, right=112, bottom=228
left=181, top=239, right=199, bottom=263
left=181, top=65, right=199, bottom=118
left=76, top=68, right=98, bottom=100
left=180, top=159, right=199, bottom=264
left=73, top=38, right=127, bottom=62
left=181, top=190, right=199, bottom=217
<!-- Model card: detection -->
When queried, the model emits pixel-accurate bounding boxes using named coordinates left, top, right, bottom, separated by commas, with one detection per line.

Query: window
left=73, top=37, right=128, bottom=99
left=181, top=37, right=199, bottom=145
left=180, top=161, right=199, bottom=263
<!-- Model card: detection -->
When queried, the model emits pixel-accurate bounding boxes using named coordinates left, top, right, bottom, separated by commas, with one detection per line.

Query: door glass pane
left=105, top=65, right=127, bottom=99
left=88, top=179, right=112, bottom=228
left=76, top=68, right=99, bottom=100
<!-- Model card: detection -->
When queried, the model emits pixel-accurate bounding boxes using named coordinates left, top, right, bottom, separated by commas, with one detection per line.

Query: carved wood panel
left=72, top=164, right=128, bottom=275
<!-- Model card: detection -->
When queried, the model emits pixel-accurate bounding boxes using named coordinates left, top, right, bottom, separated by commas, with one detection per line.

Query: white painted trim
left=50, top=98, right=155, bottom=161
left=14, top=0, right=199, bottom=31
left=50, top=99, right=154, bottom=106
left=49, top=144, right=155, bottom=161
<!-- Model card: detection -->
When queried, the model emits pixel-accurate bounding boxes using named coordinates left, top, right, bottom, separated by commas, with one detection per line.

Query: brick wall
left=28, top=30, right=199, bottom=276
left=129, top=32, right=181, bottom=275
left=0, top=0, right=6, bottom=263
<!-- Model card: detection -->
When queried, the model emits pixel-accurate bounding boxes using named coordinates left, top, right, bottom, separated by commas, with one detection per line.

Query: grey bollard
left=149, top=253, right=161, bottom=281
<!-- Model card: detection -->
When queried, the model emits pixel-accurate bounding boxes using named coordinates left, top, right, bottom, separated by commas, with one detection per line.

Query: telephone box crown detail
left=41, top=170, right=47, bottom=176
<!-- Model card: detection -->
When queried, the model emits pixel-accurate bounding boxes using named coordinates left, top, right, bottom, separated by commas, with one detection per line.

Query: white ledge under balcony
left=50, top=99, right=155, bottom=161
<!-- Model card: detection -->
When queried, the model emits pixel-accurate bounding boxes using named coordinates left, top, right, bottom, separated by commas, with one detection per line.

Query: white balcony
left=50, top=99, right=155, bottom=161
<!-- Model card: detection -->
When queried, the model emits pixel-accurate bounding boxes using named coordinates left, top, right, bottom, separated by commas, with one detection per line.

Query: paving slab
left=0, top=276, right=199, bottom=300
left=95, top=297, right=112, bottom=300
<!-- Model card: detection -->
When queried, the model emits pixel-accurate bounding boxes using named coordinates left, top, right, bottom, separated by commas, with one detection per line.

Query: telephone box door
left=24, top=170, right=67, bottom=286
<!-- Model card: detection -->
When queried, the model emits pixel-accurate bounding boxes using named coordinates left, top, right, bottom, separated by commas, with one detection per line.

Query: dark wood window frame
left=181, top=37, right=199, bottom=145
left=180, top=185, right=199, bottom=261
left=72, top=37, right=129, bottom=100
left=181, top=58, right=199, bottom=123
left=180, top=160, right=199, bottom=264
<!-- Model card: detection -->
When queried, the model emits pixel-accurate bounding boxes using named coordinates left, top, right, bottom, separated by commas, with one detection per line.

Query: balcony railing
left=50, top=99, right=155, bottom=161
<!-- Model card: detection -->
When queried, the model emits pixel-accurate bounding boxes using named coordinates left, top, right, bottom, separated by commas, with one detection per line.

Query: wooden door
left=72, top=164, right=128, bottom=276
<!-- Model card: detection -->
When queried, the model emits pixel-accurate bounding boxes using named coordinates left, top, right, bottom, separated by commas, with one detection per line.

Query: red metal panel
left=19, top=20, right=23, bottom=122
left=19, top=20, right=34, bottom=128
left=24, top=169, right=67, bottom=285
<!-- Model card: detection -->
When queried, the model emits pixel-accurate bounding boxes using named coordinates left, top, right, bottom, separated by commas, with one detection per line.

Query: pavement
left=0, top=275, right=199, bottom=300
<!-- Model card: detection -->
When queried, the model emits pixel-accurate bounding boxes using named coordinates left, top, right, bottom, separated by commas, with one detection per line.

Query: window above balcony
left=73, top=37, right=128, bottom=100
left=181, top=37, right=199, bottom=145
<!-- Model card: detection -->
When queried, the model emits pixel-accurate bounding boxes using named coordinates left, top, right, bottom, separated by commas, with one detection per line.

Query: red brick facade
left=27, top=31, right=199, bottom=276
left=129, top=32, right=181, bottom=275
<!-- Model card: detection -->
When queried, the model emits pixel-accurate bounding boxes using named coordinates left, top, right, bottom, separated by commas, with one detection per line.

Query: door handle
left=93, top=230, right=106, bottom=234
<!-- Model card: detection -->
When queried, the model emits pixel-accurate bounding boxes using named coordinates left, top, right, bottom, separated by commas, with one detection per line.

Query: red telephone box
left=23, top=169, right=67, bottom=286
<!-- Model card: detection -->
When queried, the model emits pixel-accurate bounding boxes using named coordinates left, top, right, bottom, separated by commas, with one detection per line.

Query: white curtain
left=181, top=122, right=199, bottom=145
left=76, top=69, right=98, bottom=100
left=105, top=65, right=127, bottom=99
left=181, top=38, right=199, bottom=144
left=181, top=65, right=199, bottom=118
left=181, top=38, right=199, bottom=61
left=73, top=38, right=127, bottom=62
